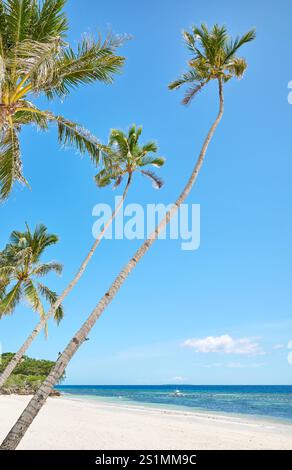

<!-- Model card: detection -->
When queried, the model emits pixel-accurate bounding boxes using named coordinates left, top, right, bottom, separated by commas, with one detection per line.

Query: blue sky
left=1, top=0, right=292, bottom=385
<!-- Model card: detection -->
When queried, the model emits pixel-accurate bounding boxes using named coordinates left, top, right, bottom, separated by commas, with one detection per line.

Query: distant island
left=0, top=353, right=61, bottom=396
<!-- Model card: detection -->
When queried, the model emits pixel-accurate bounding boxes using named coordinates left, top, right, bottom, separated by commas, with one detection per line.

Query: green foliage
left=0, top=352, right=55, bottom=376
left=95, top=124, right=165, bottom=190
left=169, top=23, right=255, bottom=105
left=0, top=0, right=125, bottom=199
left=1, top=374, right=47, bottom=394
left=0, top=223, right=64, bottom=323
left=0, top=352, right=64, bottom=394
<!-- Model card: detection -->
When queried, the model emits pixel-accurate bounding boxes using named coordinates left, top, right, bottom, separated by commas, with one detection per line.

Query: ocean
left=56, top=385, right=292, bottom=422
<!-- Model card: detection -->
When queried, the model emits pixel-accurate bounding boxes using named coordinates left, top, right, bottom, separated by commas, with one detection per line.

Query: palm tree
left=168, top=23, right=255, bottom=103
left=0, top=23, right=255, bottom=449
left=0, top=0, right=125, bottom=199
left=0, top=223, right=63, bottom=325
left=0, top=124, right=164, bottom=387
left=95, top=125, right=164, bottom=190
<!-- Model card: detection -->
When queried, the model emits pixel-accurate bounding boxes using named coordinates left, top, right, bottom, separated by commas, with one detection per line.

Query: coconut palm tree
left=0, top=124, right=164, bottom=387
left=95, top=125, right=164, bottom=190
left=168, top=23, right=255, bottom=104
left=0, top=223, right=63, bottom=324
left=0, top=0, right=125, bottom=199
left=0, top=23, right=255, bottom=450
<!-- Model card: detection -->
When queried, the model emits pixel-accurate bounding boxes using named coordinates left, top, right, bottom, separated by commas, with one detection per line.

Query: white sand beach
left=0, top=394, right=291, bottom=450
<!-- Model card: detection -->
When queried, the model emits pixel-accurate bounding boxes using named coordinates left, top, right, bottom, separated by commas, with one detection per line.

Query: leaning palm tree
left=0, top=224, right=63, bottom=326
left=0, top=124, right=164, bottom=387
left=0, top=23, right=255, bottom=449
left=0, top=0, right=125, bottom=199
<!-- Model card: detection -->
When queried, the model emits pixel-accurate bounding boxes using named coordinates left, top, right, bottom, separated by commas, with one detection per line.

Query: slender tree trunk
left=0, top=175, right=132, bottom=388
left=0, top=80, right=224, bottom=450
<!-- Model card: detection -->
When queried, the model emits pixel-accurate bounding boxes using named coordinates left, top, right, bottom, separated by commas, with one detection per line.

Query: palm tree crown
left=0, top=223, right=64, bottom=322
left=96, top=124, right=165, bottom=189
left=0, top=0, right=125, bottom=199
left=169, top=23, right=256, bottom=104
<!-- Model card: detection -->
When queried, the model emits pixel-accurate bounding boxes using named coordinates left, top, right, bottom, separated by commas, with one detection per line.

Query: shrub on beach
left=0, top=353, right=63, bottom=395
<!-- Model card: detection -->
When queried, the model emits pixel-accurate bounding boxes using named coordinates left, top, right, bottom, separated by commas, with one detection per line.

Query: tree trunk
left=0, top=80, right=224, bottom=450
left=0, top=174, right=132, bottom=389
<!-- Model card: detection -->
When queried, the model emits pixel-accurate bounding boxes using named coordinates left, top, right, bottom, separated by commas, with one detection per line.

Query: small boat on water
left=173, top=389, right=183, bottom=397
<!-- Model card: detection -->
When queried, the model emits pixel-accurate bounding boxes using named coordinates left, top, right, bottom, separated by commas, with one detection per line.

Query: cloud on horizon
left=182, top=334, right=265, bottom=356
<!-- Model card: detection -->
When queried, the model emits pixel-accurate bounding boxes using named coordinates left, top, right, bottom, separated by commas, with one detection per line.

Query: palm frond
left=112, top=174, right=123, bottom=189
left=0, top=125, right=28, bottom=200
left=0, top=2, right=8, bottom=56
left=5, top=0, right=33, bottom=46
left=32, top=0, right=68, bottom=41
left=37, top=282, right=64, bottom=323
left=226, top=57, right=247, bottom=79
left=33, top=261, right=63, bottom=277
left=109, top=129, right=129, bottom=155
left=0, top=264, right=16, bottom=280
left=56, top=114, right=101, bottom=163
left=168, top=70, right=204, bottom=91
left=141, top=141, right=158, bottom=154
left=8, top=223, right=59, bottom=263
left=138, top=155, right=165, bottom=167
left=0, top=278, right=8, bottom=300
left=14, top=105, right=101, bottom=163
left=95, top=168, right=118, bottom=188
left=14, top=100, right=49, bottom=129
left=23, top=278, right=45, bottom=316
left=29, top=223, right=59, bottom=261
left=0, top=281, right=22, bottom=316
left=170, top=23, right=255, bottom=104
left=141, top=170, right=164, bottom=189
left=43, top=34, right=125, bottom=99
left=10, top=38, right=61, bottom=91
left=182, top=82, right=205, bottom=105
left=223, top=29, right=256, bottom=63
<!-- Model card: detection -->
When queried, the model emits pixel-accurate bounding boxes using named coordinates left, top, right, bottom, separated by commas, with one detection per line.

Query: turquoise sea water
left=57, top=385, right=292, bottom=423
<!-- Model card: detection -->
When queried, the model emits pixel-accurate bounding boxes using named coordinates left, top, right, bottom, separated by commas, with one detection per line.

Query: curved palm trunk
left=0, top=175, right=132, bottom=389
left=0, top=80, right=224, bottom=450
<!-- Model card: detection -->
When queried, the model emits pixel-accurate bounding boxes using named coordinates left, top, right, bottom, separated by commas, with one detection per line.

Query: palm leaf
left=141, top=170, right=164, bottom=189
left=33, top=261, right=63, bottom=277
left=37, top=282, right=64, bottom=323
left=141, top=141, right=158, bottom=154
left=226, top=57, right=247, bottom=79
left=44, top=34, right=125, bottom=99
left=29, top=223, right=59, bottom=261
left=10, top=38, right=61, bottom=91
left=0, top=125, right=28, bottom=200
left=182, top=82, right=206, bottom=105
left=0, top=2, right=8, bottom=56
left=5, top=0, right=33, bottom=46
left=23, top=278, right=45, bottom=316
left=56, top=115, right=101, bottom=163
left=0, top=264, right=16, bottom=280
left=0, top=281, right=22, bottom=316
left=95, top=168, right=116, bottom=188
left=138, top=155, right=165, bottom=167
left=223, top=29, right=256, bottom=63
left=32, top=0, right=68, bottom=41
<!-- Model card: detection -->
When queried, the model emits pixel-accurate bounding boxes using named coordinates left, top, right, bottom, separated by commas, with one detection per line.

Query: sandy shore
left=0, top=394, right=291, bottom=450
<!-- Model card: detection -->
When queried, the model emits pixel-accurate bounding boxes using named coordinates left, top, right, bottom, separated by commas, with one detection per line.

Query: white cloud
left=182, top=334, right=264, bottom=356
left=272, top=344, right=284, bottom=350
